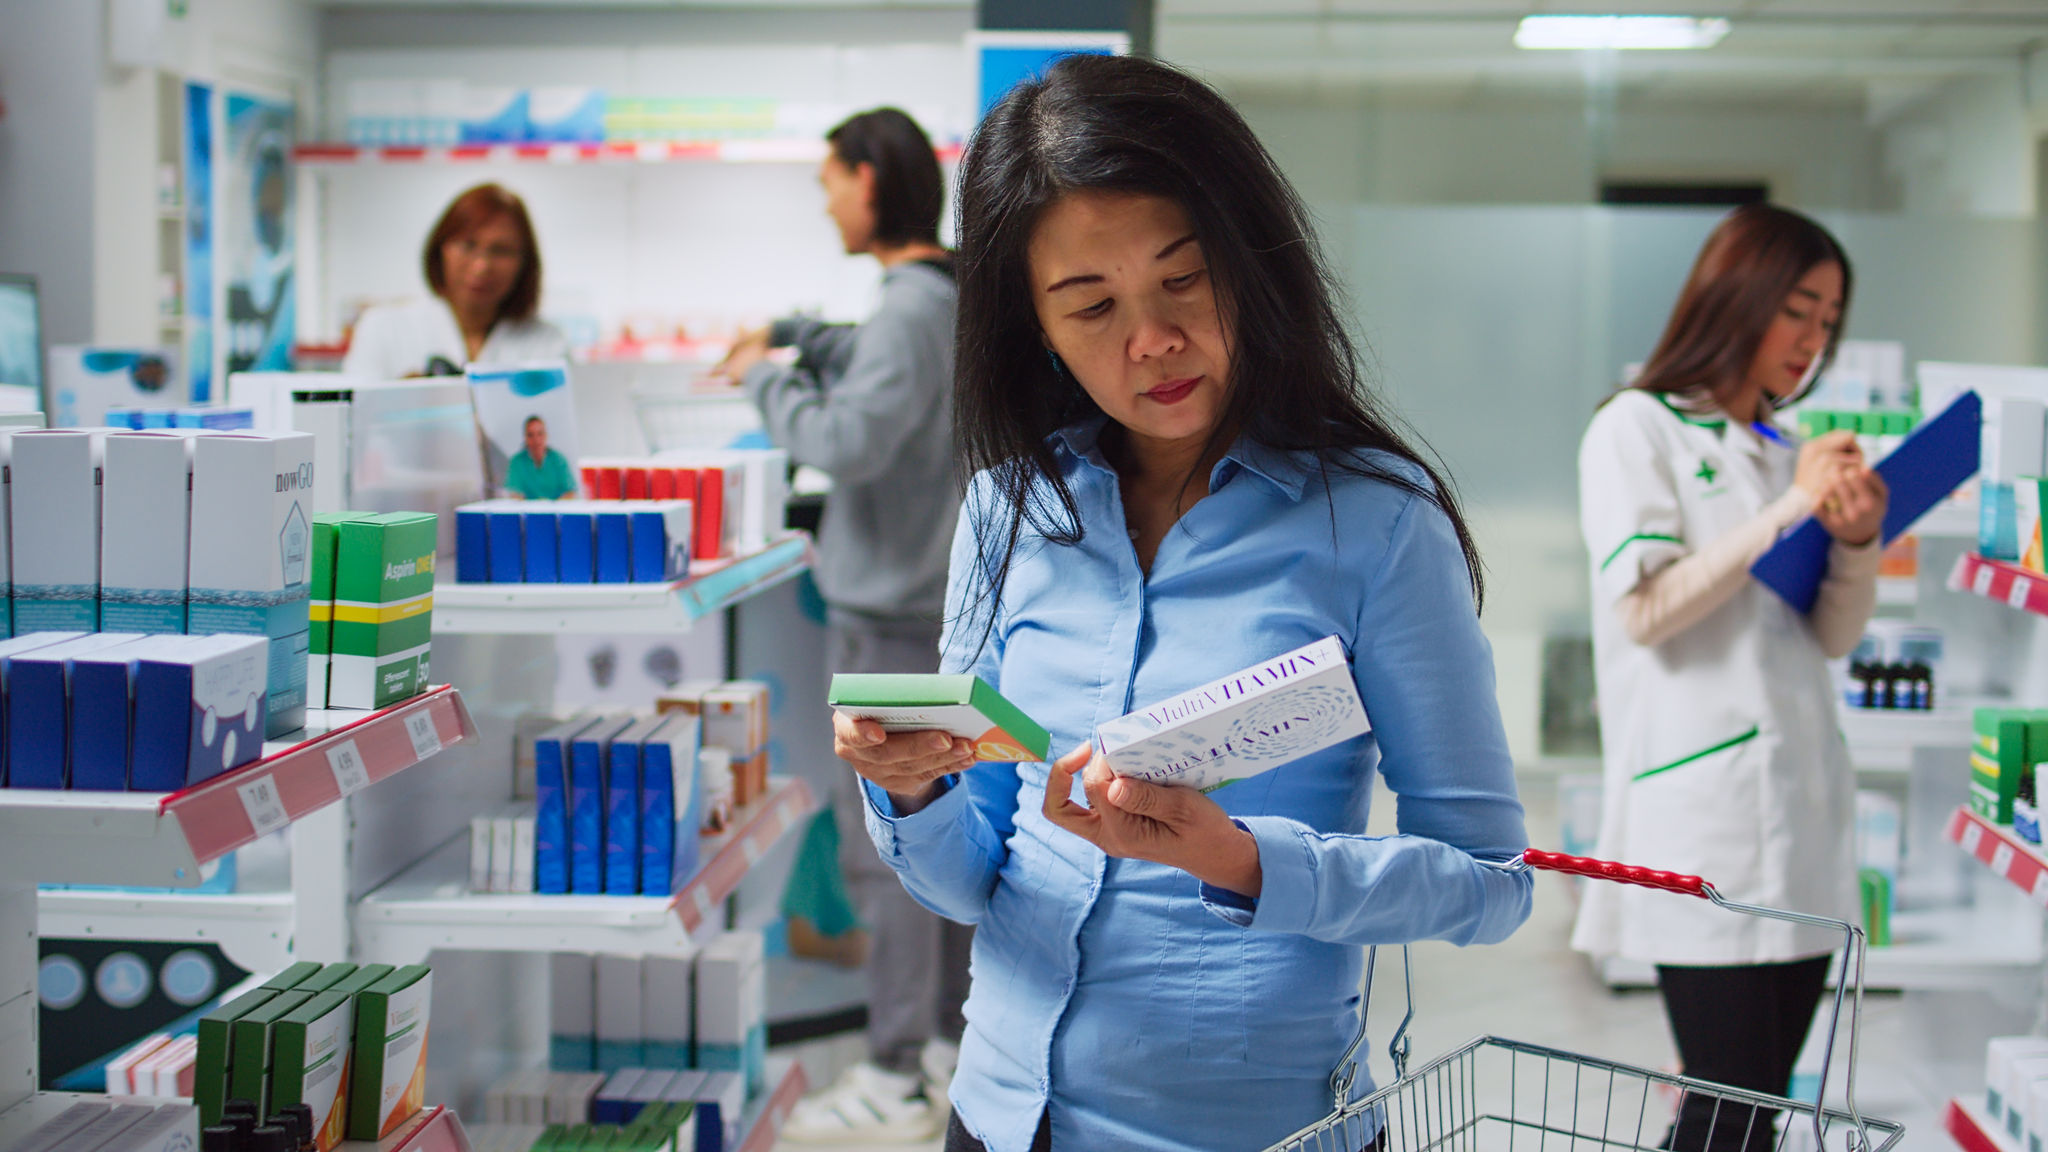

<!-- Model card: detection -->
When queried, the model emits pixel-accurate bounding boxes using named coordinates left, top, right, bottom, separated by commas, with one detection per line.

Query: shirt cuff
left=859, top=774, right=964, bottom=860
left=1203, top=815, right=1323, bottom=932
left=1197, top=820, right=1261, bottom=924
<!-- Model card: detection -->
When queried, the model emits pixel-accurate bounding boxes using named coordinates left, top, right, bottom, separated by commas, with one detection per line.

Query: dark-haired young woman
left=1571, top=205, right=1888, bottom=1152
left=830, top=55, right=1531, bottom=1152
left=342, top=182, right=566, bottom=379
left=717, top=108, right=969, bottom=1145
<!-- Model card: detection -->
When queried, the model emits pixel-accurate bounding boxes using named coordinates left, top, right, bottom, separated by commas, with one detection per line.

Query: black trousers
left=944, top=1110, right=1052, bottom=1152
left=1656, top=956, right=1831, bottom=1152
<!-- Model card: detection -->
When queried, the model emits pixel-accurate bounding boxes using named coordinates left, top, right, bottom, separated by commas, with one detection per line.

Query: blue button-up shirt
left=862, top=419, right=1532, bottom=1152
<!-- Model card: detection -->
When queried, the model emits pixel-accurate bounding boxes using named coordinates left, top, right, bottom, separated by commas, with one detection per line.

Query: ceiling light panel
left=1514, top=15, right=1733, bottom=50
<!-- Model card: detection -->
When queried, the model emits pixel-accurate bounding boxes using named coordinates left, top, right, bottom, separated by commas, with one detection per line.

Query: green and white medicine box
left=309, top=513, right=375, bottom=710
left=1974, top=708, right=2033, bottom=824
left=229, top=987, right=318, bottom=1114
left=261, top=961, right=325, bottom=991
left=269, top=988, right=358, bottom=1151
left=330, top=512, right=436, bottom=710
left=195, top=985, right=280, bottom=1126
left=828, top=673, right=1051, bottom=762
left=348, top=964, right=434, bottom=1140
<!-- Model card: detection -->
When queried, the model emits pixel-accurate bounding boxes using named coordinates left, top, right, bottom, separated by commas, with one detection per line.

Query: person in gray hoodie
left=717, top=107, right=965, bottom=1145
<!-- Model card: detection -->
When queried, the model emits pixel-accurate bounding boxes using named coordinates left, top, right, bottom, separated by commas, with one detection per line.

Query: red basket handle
left=1523, top=849, right=1710, bottom=898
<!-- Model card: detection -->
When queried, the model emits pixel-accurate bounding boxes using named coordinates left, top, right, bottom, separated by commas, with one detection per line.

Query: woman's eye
left=1166, top=269, right=1204, bottom=290
left=1784, top=308, right=1809, bottom=323
left=1077, top=299, right=1112, bottom=319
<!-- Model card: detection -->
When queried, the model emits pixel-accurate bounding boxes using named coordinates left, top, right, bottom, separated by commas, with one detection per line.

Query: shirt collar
left=1049, top=417, right=1312, bottom=502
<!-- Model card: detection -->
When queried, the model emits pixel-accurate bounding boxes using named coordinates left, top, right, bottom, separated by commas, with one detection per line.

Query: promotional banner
left=183, top=82, right=214, bottom=402
left=222, top=93, right=296, bottom=381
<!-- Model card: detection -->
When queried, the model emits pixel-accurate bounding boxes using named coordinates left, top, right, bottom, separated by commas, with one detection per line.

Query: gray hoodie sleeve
left=768, top=316, right=859, bottom=379
left=744, top=275, right=948, bottom=487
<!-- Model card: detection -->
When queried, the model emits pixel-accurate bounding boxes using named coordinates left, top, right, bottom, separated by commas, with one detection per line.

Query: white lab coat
left=341, top=298, right=568, bottom=380
left=1570, top=389, right=1856, bottom=966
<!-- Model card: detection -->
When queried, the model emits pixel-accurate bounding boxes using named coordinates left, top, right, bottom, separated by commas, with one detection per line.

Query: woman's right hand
left=832, top=711, right=975, bottom=815
left=1793, top=431, right=1862, bottom=499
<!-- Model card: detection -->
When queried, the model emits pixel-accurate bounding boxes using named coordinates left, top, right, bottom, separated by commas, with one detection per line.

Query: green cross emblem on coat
left=1696, top=459, right=1718, bottom=485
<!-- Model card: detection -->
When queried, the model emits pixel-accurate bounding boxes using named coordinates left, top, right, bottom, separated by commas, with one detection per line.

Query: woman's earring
left=1046, top=350, right=1066, bottom=378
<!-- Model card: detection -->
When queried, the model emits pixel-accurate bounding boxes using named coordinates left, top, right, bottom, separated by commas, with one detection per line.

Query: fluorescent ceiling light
left=1514, top=15, right=1731, bottom=51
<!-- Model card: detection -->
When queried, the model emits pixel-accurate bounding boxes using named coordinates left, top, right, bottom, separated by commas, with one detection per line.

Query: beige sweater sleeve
left=1618, top=487, right=1833, bottom=649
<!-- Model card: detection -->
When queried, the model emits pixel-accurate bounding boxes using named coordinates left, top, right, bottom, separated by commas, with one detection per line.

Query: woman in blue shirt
left=833, top=55, right=1533, bottom=1152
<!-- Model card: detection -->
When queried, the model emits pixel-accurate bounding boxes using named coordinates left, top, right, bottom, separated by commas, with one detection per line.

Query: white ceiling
left=1155, top=1, right=2048, bottom=107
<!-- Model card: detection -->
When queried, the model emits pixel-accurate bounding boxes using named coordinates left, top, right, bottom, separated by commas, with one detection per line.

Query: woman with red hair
left=1573, top=204, right=1887, bottom=1152
left=342, top=182, right=566, bottom=378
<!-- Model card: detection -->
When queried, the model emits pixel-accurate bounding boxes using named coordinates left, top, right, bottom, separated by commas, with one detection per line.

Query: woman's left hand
left=1814, top=467, right=1888, bottom=547
left=1042, top=742, right=1263, bottom=897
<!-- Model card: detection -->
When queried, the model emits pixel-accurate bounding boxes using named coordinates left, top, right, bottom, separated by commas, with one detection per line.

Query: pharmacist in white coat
left=1572, top=204, right=1888, bottom=1152
left=342, top=183, right=567, bottom=379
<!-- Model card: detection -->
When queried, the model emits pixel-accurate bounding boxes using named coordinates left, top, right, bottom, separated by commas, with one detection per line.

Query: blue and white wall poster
left=970, top=31, right=1129, bottom=121
left=183, top=82, right=213, bottom=403
left=222, top=93, right=295, bottom=382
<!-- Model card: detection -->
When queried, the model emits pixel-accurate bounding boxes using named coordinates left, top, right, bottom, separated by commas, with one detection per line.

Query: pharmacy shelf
left=37, top=887, right=296, bottom=973
left=1601, top=905, right=2042, bottom=994
left=0, top=686, right=476, bottom=888
left=1950, top=552, right=2048, bottom=618
left=1946, top=1096, right=2021, bottom=1152
left=1840, top=700, right=1978, bottom=770
left=1876, top=576, right=1918, bottom=606
left=736, top=1056, right=810, bottom=1152
left=294, top=140, right=962, bottom=166
left=354, top=777, right=817, bottom=964
left=1916, top=500, right=1979, bottom=540
left=433, top=533, right=813, bottom=634
left=1948, top=806, right=2048, bottom=906
left=0, top=1094, right=464, bottom=1150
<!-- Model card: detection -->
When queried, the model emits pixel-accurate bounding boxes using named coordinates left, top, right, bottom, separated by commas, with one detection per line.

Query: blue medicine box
left=6, top=633, right=145, bottom=789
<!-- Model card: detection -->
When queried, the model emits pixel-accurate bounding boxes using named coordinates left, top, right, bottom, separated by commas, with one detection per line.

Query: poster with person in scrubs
left=222, top=93, right=295, bottom=379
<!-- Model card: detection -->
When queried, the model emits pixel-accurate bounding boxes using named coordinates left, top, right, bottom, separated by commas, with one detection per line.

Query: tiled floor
left=773, top=771, right=1985, bottom=1151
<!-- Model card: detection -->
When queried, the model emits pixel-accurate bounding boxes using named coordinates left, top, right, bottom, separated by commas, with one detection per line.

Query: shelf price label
left=1974, top=563, right=1996, bottom=597
left=1960, top=821, right=1984, bottom=854
left=1992, top=842, right=2017, bottom=878
left=404, top=709, right=443, bottom=762
left=327, top=739, right=371, bottom=796
left=2012, top=578, right=2033, bottom=609
left=237, top=774, right=290, bottom=836
left=2032, top=871, right=2048, bottom=906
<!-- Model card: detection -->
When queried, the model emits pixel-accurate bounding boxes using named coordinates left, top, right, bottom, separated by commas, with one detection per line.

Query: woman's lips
left=1143, top=377, right=1201, bottom=405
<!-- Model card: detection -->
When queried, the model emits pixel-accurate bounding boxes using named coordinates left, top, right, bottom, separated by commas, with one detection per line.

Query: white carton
left=1096, top=634, right=1371, bottom=792
left=101, top=431, right=194, bottom=634
left=11, top=429, right=105, bottom=632
left=189, top=431, right=315, bottom=737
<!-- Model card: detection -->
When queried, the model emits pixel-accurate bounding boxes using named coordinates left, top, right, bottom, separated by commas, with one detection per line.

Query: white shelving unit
left=355, top=777, right=816, bottom=963
left=0, top=688, right=477, bottom=1149
left=433, top=534, right=813, bottom=635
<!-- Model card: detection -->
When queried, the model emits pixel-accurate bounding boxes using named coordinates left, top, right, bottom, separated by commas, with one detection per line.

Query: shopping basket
left=1261, top=849, right=1905, bottom=1152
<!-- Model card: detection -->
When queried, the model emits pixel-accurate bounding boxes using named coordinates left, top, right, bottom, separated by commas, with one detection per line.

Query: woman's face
left=1028, top=191, right=1231, bottom=459
left=1748, top=260, right=1843, bottom=404
left=819, top=154, right=876, bottom=255
left=440, top=213, right=526, bottom=320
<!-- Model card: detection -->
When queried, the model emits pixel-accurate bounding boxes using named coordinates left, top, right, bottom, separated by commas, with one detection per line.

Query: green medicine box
left=330, top=512, right=437, bottom=710
left=230, top=988, right=319, bottom=1114
left=1973, top=708, right=2033, bottom=824
left=268, top=987, right=358, bottom=1149
left=195, top=985, right=280, bottom=1126
left=311, top=513, right=377, bottom=710
left=829, top=673, right=1051, bottom=762
left=348, top=963, right=434, bottom=1140
left=261, top=962, right=325, bottom=991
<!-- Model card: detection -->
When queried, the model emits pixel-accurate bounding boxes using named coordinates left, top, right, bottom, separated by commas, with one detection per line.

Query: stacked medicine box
left=529, top=711, right=703, bottom=897
left=456, top=499, right=693, bottom=584
left=309, top=511, right=438, bottom=710
left=185, top=960, right=433, bottom=1149
left=1972, top=706, right=2048, bottom=844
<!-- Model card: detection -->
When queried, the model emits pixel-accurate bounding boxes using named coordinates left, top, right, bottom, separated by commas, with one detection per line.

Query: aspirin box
left=1097, top=635, right=1371, bottom=792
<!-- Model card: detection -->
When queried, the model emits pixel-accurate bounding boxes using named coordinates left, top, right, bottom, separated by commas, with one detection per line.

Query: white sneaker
left=780, top=1061, right=940, bottom=1145
left=919, top=1038, right=959, bottom=1102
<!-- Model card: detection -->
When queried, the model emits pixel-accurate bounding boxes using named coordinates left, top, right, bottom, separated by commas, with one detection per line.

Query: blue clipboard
left=1751, top=390, right=1982, bottom=614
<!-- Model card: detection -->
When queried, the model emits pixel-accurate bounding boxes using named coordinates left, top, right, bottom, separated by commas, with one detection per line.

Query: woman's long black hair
left=951, top=53, right=1484, bottom=649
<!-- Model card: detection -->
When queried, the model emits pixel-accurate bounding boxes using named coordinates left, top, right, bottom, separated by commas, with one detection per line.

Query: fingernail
left=930, top=733, right=950, bottom=751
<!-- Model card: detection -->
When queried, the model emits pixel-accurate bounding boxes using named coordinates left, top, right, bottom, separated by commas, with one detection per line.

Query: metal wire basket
left=1262, top=850, right=1905, bottom=1152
